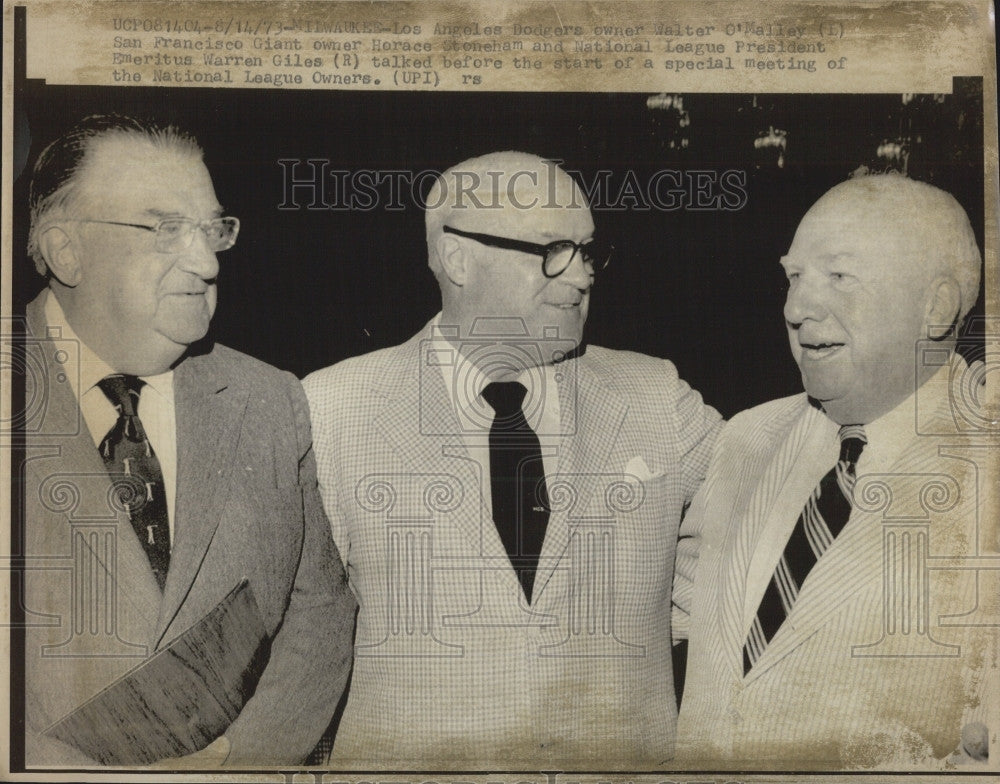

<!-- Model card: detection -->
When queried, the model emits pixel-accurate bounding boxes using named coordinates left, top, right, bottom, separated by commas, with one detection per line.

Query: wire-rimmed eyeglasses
left=64, top=216, right=240, bottom=253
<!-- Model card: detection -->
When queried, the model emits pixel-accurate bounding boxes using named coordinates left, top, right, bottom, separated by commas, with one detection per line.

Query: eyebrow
left=533, top=229, right=596, bottom=242
left=780, top=252, right=855, bottom=267
left=143, top=206, right=225, bottom=219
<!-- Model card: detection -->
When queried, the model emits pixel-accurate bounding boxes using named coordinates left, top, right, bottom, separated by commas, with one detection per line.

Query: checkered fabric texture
left=304, top=323, right=722, bottom=768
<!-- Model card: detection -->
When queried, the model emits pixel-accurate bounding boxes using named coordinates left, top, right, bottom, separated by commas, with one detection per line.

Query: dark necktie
left=482, top=381, right=550, bottom=603
left=97, top=374, right=171, bottom=590
left=743, top=424, right=867, bottom=674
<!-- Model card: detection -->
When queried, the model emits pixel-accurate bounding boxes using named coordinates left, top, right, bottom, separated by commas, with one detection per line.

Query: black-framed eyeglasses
left=65, top=216, right=240, bottom=253
left=443, top=225, right=612, bottom=279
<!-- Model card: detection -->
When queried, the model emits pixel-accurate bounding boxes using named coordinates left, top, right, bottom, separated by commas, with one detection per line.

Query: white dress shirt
left=430, top=315, right=563, bottom=518
left=44, top=290, right=178, bottom=542
left=740, top=361, right=956, bottom=633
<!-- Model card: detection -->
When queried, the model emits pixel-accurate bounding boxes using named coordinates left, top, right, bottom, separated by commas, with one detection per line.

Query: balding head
left=425, top=151, right=590, bottom=271
left=423, top=153, right=599, bottom=365
left=800, top=174, right=980, bottom=319
left=782, top=173, right=982, bottom=425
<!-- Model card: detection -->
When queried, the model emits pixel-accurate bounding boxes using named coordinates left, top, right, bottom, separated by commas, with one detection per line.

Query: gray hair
left=27, top=114, right=202, bottom=275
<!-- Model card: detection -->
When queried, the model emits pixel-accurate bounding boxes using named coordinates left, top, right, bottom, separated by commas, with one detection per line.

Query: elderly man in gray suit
left=18, top=114, right=356, bottom=767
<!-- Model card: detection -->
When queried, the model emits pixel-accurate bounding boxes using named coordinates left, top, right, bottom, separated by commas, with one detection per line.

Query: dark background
left=12, top=79, right=984, bottom=419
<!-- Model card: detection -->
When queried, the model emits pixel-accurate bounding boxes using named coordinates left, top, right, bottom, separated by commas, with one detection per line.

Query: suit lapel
left=532, top=352, right=628, bottom=603
left=715, top=396, right=814, bottom=683
left=25, top=294, right=162, bottom=646
left=33, top=414, right=164, bottom=649
left=369, top=333, right=634, bottom=605
left=742, top=395, right=950, bottom=684
left=154, top=347, right=249, bottom=646
left=370, top=331, right=497, bottom=561
left=744, top=503, right=883, bottom=683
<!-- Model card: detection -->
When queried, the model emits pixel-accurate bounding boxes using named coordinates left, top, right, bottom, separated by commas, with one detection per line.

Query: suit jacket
left=19, top=292, right=357, bottom=767
left=303, top=320, right=722, bottom=768
left=675, top=381, right=998, bottom=769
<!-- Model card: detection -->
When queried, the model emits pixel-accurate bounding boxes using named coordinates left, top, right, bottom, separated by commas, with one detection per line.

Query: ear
left=435, top=233, right=469, bottom=286
left=925, top=275, right=961, bottom=339
left=38, top=226, right=82, bottom=287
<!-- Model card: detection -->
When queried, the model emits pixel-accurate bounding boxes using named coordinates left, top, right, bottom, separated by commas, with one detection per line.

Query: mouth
left=546, top=301, right=583, bottom=310
left=799, top=341, right=844, bottom=360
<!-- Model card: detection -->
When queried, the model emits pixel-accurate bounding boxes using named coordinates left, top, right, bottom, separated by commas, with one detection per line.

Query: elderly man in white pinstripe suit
left=673, top=174, right=997, bottom=769
left=304, top=152, right=722, bottom=768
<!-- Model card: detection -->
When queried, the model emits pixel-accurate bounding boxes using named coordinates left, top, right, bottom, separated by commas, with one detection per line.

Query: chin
left=801, top=364, right=848, bottom=396
left=554, top=313, right=586, bottom=340
left=803, top=385, right=847, bottom=407
left=552, top=328, right=584, bottom=354
left=160, top=319, right=211, bottom=347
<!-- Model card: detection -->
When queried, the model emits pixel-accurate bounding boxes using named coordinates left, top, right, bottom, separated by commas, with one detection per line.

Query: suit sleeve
left=222, top=376, right=357, bottom=765
left=672, top=493, right=705, bottom=642
left=668, top=364, right=723, bottom=642
left=670, top=363, right=723, bottom=507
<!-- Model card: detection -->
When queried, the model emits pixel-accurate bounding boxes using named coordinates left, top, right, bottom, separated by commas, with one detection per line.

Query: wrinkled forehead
left=438, top=159, right=593, bottom=239
left=76, top=134, right=217, bottom=211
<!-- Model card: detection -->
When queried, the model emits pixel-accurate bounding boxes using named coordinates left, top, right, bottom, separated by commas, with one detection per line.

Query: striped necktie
left=98, top=374, right=171, bottom=590
left=743, top=424, right=867, bottom=675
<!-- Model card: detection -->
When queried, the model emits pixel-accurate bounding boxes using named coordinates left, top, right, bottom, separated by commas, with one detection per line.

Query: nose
left=559, top=247, right=594, bottom=290
left=783, top=274, right=827, bottom=326
left=177, top=228, right=220, bottom=280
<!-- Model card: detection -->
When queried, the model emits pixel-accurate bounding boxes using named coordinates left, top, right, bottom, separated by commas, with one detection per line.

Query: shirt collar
left=824, top=357, right=956, bottom=474
left=429, top=313, right=556, bottom=433
left=44, top=289, right=115, bottom=400
left=43, top=288, right=174, bottom=403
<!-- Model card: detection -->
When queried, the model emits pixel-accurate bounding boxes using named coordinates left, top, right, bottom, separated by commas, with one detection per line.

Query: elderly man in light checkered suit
left=304, top=152, right=722, bottom=768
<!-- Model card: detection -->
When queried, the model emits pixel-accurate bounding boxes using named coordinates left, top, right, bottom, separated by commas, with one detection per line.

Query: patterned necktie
left=743, top=424, right=867, bottom=674
left=97, top=374, right=171, bottom=590
left=482, top=381, right=550, bottom=603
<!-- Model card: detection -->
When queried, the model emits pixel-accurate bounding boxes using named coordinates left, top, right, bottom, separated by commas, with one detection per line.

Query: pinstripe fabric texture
left=675, top=380, right=998, bottom=769
left=304, top=321, right=722, bottom=768
left=743, top=425, right=867, bottom=673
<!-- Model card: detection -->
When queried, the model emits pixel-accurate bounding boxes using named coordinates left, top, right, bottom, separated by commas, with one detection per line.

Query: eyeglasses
left=443, top=225, right=612, bottom=279
left=65, top=216, right=240, bottom=253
